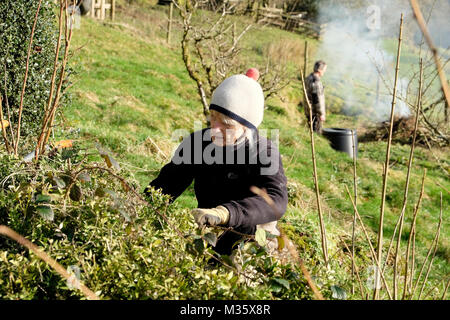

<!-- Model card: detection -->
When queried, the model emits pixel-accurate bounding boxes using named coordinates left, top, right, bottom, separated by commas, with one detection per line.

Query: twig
left=393, top=58, right=423, bottom=299
left=374, top=13, right=403, bottom=300
left=44, top=1, right=64, bottom=114
left=146, top=136, right=169, bottom=161
left=2, top=64, right=16, bottom=147
left=402, top=169, right=427, bottom=299
left=422, top=278, right=446, bottom=300
left=410, top=227, right=417, bottom=291
left=413, top=192, right=443, bottom=300
left=340, top=237, right=366, bottom=299
left=281, top=232, right=324, bottom=300
left=435, top=180, right=450, bottom=195
left=344, top=185, right=393, bottom=300
left=37, top=0, right=65, bottom=148
left=442, top=278, right=450, bottom=300
left=36, top=0, right=76, bottom=159
left=0, top=225, right=99, bottom=300
left=14, top=0, right=43, bottom=155
left=300, top=69, right=329, bottom=266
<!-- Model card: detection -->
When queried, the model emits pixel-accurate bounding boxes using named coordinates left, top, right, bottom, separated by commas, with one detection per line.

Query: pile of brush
left=360, top=115, right=448, bottom=147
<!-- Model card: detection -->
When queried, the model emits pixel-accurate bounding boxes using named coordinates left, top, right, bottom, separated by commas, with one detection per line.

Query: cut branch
left=410, top=0, right=450, bottom=110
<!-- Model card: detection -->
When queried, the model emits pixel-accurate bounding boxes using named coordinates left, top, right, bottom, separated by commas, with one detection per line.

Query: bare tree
left=175, top=0, right=250, bottom=120
left=175, top=0, right=291, bottom=122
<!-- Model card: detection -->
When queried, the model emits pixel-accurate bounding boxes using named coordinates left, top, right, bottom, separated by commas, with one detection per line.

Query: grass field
left=59, top=2, right=449, bottom=297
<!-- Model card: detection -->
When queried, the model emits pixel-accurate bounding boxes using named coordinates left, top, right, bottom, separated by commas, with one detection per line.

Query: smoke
left=314, top=0, right=450, bottom=122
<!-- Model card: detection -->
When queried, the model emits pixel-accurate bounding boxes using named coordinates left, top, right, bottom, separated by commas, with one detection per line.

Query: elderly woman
left=145, top=73, right=288, bottom=256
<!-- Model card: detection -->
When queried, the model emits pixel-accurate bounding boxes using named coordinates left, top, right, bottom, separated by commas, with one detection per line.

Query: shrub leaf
left=37, top=205, right=54, bottom=221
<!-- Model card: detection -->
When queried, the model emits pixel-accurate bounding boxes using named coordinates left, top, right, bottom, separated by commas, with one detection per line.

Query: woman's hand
left=191, top=206, right=229, bottom=227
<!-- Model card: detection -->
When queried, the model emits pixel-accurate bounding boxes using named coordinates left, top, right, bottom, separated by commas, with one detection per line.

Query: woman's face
left=210, top=111, right=245, bottom=146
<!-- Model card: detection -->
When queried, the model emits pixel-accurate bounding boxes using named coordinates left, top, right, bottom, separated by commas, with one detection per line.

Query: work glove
left=191, top=205, right=229, bottom=227
left=257, top=221, right=280, bottom=237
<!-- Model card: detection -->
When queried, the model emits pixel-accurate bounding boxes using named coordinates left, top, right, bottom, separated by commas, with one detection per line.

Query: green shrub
left=0, top=0, right=71, bottom=149
left=0, top=147, right=316, bottom=300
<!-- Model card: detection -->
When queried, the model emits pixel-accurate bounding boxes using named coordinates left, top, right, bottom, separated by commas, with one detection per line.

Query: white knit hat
left=210, top=74, right=264, bottom=129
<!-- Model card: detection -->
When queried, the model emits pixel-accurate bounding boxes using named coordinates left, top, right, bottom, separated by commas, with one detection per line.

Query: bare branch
left=0, top=225, right=100, bottom=300
left=15, top=0, right=43, bottom=155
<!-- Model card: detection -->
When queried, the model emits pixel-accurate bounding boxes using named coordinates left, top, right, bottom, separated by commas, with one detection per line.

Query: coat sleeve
left=144, top=135, right=195, bottom=202
left=222, top=142, right=288, bottom=229
left=311, top=80, right=326, bottom=117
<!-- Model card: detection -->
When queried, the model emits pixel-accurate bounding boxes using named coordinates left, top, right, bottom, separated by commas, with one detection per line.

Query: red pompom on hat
left=245, top=68, right=260, bottom=81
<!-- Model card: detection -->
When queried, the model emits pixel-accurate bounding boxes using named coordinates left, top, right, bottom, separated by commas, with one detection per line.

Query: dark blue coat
left=146, top=128, right=288, bottom=254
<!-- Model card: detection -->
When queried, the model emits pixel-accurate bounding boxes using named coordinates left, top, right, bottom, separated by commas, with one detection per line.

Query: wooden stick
left=100, top=0, right=105, bottom=20
left=110, top=0, right=116, bottom=20
left=300, top=69, right=329, bottom=265
left=167, top=2, right=173, bottom=44
left=351, top=129, right=357, bottom=295
left=410, top=0, right=450, bottom=110
left=0, top=225, right=99, bottom=300
left=92, top=0, right=96, bottom=18
left=303, top=40, right=308, bottom=80
left=14, top=0, right=43, bottom=155
left=393, top=58, right=423, bottom=299
left=374, top=13, right=403, bottom=300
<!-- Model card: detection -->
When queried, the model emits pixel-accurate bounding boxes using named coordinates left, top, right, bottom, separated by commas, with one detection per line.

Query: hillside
left=60, top=3, right=449, bottom=297
left=1, top=1, right=447, bottom=300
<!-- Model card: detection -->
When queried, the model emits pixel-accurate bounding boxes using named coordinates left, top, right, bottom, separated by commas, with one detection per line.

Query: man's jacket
left=304, top=73, right=326, bottom=118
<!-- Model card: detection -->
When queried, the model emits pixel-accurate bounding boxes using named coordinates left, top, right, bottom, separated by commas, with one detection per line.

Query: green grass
left=60, top=3, right=449, bottom=295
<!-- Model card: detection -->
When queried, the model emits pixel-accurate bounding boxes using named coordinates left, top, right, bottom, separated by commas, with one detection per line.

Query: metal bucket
left=322, top=128, right=358, bottom=159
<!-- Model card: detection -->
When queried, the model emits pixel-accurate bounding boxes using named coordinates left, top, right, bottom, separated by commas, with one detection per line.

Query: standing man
left=304, top=60, right=327, bottom=133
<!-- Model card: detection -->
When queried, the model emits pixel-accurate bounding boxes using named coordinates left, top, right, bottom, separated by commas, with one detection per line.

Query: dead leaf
left=54, top=140, right=73, bottom=149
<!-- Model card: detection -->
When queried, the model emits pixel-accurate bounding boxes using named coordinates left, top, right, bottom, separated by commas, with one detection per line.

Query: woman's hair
left=210, top=109, right=242, bottom=127
left=209, top=109, right=255, bottom=146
